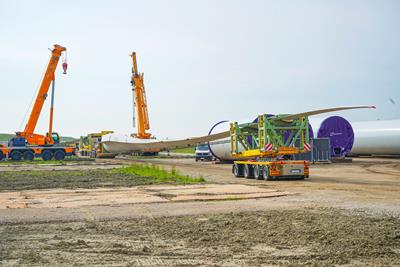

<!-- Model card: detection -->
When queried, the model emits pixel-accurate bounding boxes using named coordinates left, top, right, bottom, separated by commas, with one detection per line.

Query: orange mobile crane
left=130, top=52, right=152, bottom=139
left=0, top=44, right=75, bottom=161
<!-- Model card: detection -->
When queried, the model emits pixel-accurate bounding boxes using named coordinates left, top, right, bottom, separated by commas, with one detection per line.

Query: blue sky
left=0, top=0, right=399, bottom=138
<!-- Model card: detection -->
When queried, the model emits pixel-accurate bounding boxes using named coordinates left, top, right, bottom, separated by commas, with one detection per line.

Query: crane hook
left=62, top=51, right=68, bottom=74
left=62, top=62, right=68, bottom=74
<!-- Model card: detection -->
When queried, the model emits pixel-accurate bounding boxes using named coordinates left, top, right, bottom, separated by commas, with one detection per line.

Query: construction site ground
left=1, top=157, right=399, bottom=266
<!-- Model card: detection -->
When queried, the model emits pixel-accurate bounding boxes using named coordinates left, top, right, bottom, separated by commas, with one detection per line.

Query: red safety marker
left=304, top=143, right=311, bottom=152
left=264, top=143, right=273, bottom=151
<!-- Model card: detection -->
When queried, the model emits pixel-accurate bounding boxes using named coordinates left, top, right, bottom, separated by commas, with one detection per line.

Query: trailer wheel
left=41, top=150, right=53, bottom=161
left=23, top=151, right=35, bottom=161
left=54, top=150, right=66, bottom=161
left=244, top=164, right=254, bottom=179
left=0, top=151, right=3, bottom=161
left=262, top=166, right=272, bottom=180
left=253, top=165, right=263, bottom=180
left=232, top=163, right=243, bottom=177
left=10, top=151, right=22, bottom=161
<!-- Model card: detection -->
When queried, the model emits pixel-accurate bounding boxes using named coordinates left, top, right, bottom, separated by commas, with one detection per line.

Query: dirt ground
left=1, top=208, right=399, bottom=266
left=0, top=157, right=399, bottom=266
left=123, top=157, right=400, bottom=217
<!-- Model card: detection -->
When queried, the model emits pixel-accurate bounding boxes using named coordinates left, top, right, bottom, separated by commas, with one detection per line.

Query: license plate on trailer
left=290, top=169, right=301, bottom=174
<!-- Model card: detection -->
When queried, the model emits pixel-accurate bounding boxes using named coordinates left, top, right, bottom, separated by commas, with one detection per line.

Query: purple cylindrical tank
left=317, top=116, right=354, bottom=157
left=283, top=124, right=314, bottom=142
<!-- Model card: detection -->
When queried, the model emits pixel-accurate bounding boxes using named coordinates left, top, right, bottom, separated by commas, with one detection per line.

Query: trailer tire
left=23, top=151, right=35, bottom=161
left=262, top=166, right=272, bottom=180
left=0, top=151, right=3, bottom=161
left=244, top=164, right=254, bottom=179
left=301, top=175, right=308, bottom=180
left=54, top=150, right=66, bottom=161
left=253, top=165, right=263, bottom=180
left=232, top=163, right=243, bottom=177
left=42, top=150, right=53, bottom=161
left=10, top=151, right=22, bottom=161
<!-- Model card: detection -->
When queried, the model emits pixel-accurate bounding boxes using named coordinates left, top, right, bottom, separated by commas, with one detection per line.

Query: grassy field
left=0, top=133, right=14, bottom=142
left=1, top=208, right=399, bottom=266
left=0, top=133, right=76, bottom=143
left=0, top=164, right=205, bottom=191
left=171, top=146, right=195, bottom=154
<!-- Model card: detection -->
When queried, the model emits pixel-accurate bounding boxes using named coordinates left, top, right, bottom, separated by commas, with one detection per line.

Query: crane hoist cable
left=19, top=47, right=68, bottom=132
left=18, top=56, right=50, bottom=132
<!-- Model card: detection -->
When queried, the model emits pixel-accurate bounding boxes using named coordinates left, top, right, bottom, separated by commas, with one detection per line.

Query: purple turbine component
left=309, top=124, right=314, bottom=139
left=283, top=124, right=314, bottom=142
left=317, top=116, right=354, bottom=157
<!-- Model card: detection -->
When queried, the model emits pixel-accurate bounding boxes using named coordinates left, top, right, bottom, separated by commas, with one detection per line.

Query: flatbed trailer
left=229, top=106, right=375, bottom=180
left=230, top=113, right=311, bottom=180
left=232, top=160, right=309, bottom=180
left=0, top=145, right=75, bottom=161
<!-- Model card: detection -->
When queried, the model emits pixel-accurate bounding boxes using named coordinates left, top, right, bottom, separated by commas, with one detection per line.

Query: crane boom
left=18, top=44, right=66, bottom=145
left=130, top=52, right=151, bottom=139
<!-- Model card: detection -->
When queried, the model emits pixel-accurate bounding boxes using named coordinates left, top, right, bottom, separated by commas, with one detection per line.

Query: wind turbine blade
left=274, top=105, right=376, bottom=121
left=102, top=131, right=231, bottom=153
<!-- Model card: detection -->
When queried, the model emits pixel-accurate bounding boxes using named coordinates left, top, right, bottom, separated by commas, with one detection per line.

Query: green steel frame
left=230, top=114, right=310, bottom=156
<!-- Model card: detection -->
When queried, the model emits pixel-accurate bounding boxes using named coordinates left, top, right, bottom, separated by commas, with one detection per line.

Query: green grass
left=0, top=133, right=14, bottom=142
left=0, top=157, right=91, bottom=165
left=113, top=164, right=205, bottom=184
left=171, top=146, right=195, bottom=154
left=60, top=136, right=78, bottom=143
left=0, top=164, right=205, bottom=191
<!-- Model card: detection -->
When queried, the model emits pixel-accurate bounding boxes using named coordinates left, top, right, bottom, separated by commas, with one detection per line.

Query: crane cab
left=46, top=132, right=60, bottom=145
